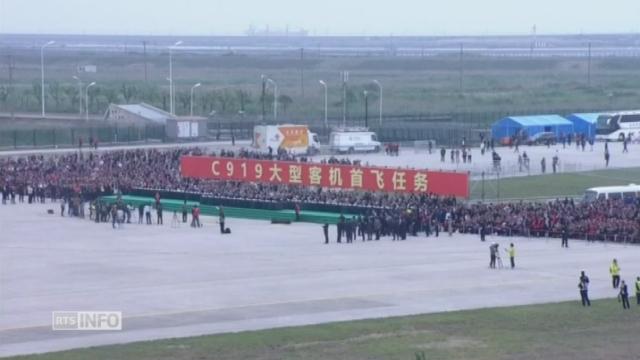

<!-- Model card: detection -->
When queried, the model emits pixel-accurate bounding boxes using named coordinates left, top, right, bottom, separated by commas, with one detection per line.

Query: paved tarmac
left=316, top=140, right=640, bottom=178
left=1, top=203, right=639, bottom=357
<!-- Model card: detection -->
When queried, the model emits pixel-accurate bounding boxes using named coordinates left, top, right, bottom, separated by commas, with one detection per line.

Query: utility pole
left=341, top=71, right=348, bottom=128
left=459, top=43, right=464, bottom=93
left=363, top=90, right=369, bottom=128
left=7, top=54, right=15, bottom=119
left=143, top=40, right=148, bottom=82
left=261, top=74, right=266, bottom=122
left=530, top=24, right=537, bottom=57
left=300, top=48, right=304, bottom=97
left=587, top=42, right=592, bottom=87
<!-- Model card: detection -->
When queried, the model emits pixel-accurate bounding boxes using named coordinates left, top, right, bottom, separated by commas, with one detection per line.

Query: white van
left=329, top=129, right=381, bottom=153
left=583, top=184, right=640, bottom=202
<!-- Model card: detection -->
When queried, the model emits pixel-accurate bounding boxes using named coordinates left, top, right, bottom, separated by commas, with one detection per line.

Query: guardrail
left=0, top=126, right=166, bottom=150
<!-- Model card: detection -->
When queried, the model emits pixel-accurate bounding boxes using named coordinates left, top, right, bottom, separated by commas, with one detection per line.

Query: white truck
left=252, top=124, right=320, bottom=155
left=329, top=128, right=382, bottom=153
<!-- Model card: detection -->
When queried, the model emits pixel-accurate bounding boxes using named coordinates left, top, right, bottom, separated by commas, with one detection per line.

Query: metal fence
left=211, top=107, right=607, bottom=145
left=0, top=126, right=166, bottom=149
left=211, top=119, right=485, bottom=146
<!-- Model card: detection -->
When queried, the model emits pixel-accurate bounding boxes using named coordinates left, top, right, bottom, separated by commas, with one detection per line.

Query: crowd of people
left=326, top=196, right=640, bottom=244
left=1, top=146, right=639, bottom=243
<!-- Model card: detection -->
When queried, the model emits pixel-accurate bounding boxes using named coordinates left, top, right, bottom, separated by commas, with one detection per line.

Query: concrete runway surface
left=1, top=203, right=639, bottom=356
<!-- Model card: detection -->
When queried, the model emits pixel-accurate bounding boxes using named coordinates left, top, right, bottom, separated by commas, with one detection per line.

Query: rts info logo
left=52, top=311, right=122, bottom=331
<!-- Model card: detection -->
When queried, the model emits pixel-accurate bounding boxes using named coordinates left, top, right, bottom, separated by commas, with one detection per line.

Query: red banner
left=181, top=156, right=469, bottom=198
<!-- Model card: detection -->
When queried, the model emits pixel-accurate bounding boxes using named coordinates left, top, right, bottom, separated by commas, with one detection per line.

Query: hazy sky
left=1, top=0, right=639, bottom=36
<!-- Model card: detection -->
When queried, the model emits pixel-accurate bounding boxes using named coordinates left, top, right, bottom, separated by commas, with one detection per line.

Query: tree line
left=0, top=82, right=299, bottom=117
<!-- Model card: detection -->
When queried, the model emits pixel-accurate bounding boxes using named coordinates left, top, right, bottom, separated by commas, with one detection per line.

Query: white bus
left=595, top=111, right=640, bottom=141
left=583, top=184, right=640, bottom=202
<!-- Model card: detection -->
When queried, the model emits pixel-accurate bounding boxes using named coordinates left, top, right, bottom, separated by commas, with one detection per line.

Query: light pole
left=210, top=110, right=221, bottom=140
left=40, top=40, right=55, bottom=118
left=341, top=71, right=349, bottom=128
left=84, top=82, right=96, bottom=121
left=72, top=76, right=82, bottom=117
left=363, top=90, right=369, bottom=128
left=190, top=83, right=201, bottom=117
left=260, top=74, right=266, bottom=121
left=267, top=78, right=278, bottom=122
left=372, top=79, right=383, bottom=126
left=165, top=77, right=172, bottom=112
left=168, top=40, right=183, bottom=115
left=319, top=80, right=328, bottom=128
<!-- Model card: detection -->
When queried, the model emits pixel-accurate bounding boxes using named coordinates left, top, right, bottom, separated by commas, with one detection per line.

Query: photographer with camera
left=489, top=243, right=499, bottom=269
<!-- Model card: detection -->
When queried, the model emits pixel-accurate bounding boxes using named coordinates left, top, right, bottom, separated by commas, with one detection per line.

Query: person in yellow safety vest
left=609, top=259, right=621, bottom=289
left=507, top=243, right=516, bottom=269
left=635, top=276, right=640, bottom=306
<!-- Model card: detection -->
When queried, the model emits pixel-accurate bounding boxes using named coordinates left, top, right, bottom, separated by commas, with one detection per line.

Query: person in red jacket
left=191, top=205, right=201, bottom=228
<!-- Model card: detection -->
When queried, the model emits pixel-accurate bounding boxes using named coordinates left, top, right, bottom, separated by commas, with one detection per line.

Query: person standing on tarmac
left=619, top=280, right=630, bottom=310
left=322, top=223, right=329, bottom=244
left=578, top=271, right=591, bottom=307
left=635, top=276, right=640, bottom=305
left=561, top=227, right=569, bottom=248
left=337, top=214, right=345, bottom=243
left=433, top=218, right=439, bottom=237
left=138, top=203, right=144, bottom=224
left=489, top=243, right=498, bottom=269
left=507, top=243, right=516, bottom=269
left=219, top=206, right=226, bottom=234
left=610, top=259, right=621, bottom=289
left=156, top=202, right=163, bottom=225
left=181, top=200, right=189, bottom=223
left=445, top=211, right=453, bottom=236
left=144, top=203, right=152, bottom=225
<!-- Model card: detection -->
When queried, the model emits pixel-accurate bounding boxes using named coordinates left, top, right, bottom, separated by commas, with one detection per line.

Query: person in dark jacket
left=489, top=243, right=499, bottom=269
left=181, top=200, right=189, bottom=223
left=138, top=203, right=144, bottom=224
left=578, top=271, right=591, bottom=307
left=156, top=203, right=163, bottom=225
left=219, top=206, right=226, bottom=233
left=619, top=280, right=630, bottom=309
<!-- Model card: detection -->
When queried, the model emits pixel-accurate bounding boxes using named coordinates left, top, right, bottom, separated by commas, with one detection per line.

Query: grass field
left=10, top=299, right=640, bottom=360
left=2, top=49, right=639, bottom=123
left=471, top=167, right=640, bottom=200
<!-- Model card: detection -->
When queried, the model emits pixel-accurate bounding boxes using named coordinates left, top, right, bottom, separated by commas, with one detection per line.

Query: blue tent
left=491, top=115, right=574, bottom=140
left=565, top=113, right=601, bottom=139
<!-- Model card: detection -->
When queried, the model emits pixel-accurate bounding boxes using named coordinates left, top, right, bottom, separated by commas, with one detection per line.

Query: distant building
left=105, top=103, right=174, bottom=125
left=245, top=25, right=309, bottom=37
left=76, top=65, right=97, bottom=73
left=104, top=103, right=208, bottom=140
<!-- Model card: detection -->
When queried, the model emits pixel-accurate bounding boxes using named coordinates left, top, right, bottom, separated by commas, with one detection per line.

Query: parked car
left=527, top=132, right=557, bottom=145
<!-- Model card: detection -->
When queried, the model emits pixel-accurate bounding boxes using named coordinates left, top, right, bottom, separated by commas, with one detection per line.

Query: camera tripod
left=495, top=253, right=504, bottom=269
